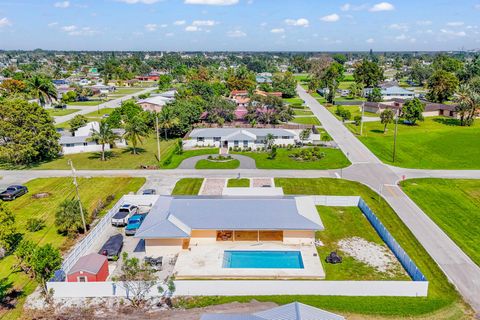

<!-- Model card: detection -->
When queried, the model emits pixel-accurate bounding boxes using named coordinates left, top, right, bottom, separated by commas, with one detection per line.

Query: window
left=78, top=276, right=87, bottom=282
left=65, top=143, right=74, bottom=147
left=281, top=136, right=289, bottom=139
left=83, top=142, right=88, bottom=146
left=213, top=137, right=221, bottom=142
left=234, top=140, right=239, bottom=147
left=197, top=137, right=204, bottom=142
left=243, top=140, right=248, bottom=147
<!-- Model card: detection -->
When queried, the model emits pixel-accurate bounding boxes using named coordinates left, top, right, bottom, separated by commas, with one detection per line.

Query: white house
left=138, top=95, right=173, bottom=112
left=59, top=122, right=127, bottom=155
left=363, top=85, right=415, bottom=100
left=185, top=128, right=314, bottom=149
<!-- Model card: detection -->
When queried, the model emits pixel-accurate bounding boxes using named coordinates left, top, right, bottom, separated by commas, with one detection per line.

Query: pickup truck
left=125, top=214, right=145, bottom=236
left=98, top=234, right=123, bottom=260
left=0, top=185, right=28, bottom=201
left=111, top=204, right=138, bottom=227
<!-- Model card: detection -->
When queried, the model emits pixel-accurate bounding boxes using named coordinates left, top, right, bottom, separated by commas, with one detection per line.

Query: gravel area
left=200, top=178, right=226, bottom=195
left=251, top=178, right=274, bottom=188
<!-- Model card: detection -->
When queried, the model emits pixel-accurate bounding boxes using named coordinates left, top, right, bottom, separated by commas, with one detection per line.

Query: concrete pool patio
left=174, top=242, right=325, bottom=279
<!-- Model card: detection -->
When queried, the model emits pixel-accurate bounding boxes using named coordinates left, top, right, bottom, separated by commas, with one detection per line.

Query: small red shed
left=67, top=253, right=109, bottom=282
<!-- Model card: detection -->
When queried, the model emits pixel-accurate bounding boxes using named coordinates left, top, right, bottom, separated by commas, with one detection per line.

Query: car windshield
left=119, top=208, right=130, bottom=212
left=6, top=187, right=16, bottom=191
left=129, top=219, right=140, bottom=224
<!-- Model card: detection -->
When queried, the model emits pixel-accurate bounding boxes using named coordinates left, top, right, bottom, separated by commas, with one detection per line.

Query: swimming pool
left=223, top=250, right=304, bottom=269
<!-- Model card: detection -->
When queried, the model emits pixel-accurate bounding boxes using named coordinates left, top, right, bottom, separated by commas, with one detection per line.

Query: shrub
left=267, top=146, right=277, bottom=160
left=26, top=218, right=46, bottom=232
left=354, top=115, right=362, bottom=126
left=289, top=147, right=326, bottom=162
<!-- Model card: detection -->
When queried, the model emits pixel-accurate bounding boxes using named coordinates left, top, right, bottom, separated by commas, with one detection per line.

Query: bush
left=289, top=147, right=326, bottom=162
left=26, top=218, right=46, bottom=232
left=354, top=115, right=362, bottom=126
left=267, top=146, right=277, bottom=160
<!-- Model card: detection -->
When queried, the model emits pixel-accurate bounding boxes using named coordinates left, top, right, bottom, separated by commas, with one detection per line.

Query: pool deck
left=174, top=242, right=325, bottom=279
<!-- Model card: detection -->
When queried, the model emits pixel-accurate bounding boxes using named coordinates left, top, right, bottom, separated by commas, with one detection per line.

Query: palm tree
left=158, top=106, right=179, bottom=139
left=455, top=84, right=480, bottom=126
left=88, top=121, right=119, bottom=161
left=265, top=133, right=275, bottom=150
left=26, top=74, right=57, bottom=106
left=123, top=116, right=149, bottom=155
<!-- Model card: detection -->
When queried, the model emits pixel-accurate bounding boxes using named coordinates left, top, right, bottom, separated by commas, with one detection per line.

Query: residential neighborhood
left=0, top=1, right=479, bottom=319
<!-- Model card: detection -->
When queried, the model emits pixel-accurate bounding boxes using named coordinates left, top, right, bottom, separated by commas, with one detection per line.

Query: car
left=101, top=114, right=109, bottom=119
left=142, top=189, right=156, bottom=195
left=98, top=234, right=123, bottom=260
left=111, top=204, right=138, bottom=227
left=125, top=214, right=145, bottom=236
left=54, top=104, right=67, bottom=109
left=0, top=185, right=28, bottom=201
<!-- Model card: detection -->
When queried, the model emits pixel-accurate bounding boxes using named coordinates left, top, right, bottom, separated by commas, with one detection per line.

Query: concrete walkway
left=178, top=154, right=256, bottom=169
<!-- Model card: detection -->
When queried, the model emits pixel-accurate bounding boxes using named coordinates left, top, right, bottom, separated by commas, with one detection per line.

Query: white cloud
left=116, top=0, right=161, bottom=3
left=61, top=25, right=77, bottom=32
left=54, top=1, right=70, bottom=8
left=366, top=38, right=375, bottom=43
left=440, top=29, right=467, bottom=37
left=270, top=28, right=285, bottom=33
left=184, top=0, right=238, bottom=5
left=144, top=23, right=157, bottom=31
left=395, top=34, right=416, bottom=42
left=61, top=25, right=97, bottom=36
left=340, top=3, right=350, bottom=11
left=0, top=17, right=11, bottom=27
left=227, top=30, right=246, bottom=37
left=260, top=22, right=267, bottom=27
left=320, top=13, right=340, bottom=22
left=475, top=4, right=480, bottom=9
left=417, top=20, right=432, bottom=26
left=48, top=22, right=59, bottom=27
left=389, top=23, right=408, bottom=31
left=192, top=20, right=217, bottom=26
left=285, top=18, right=309, bottom=27
left=185, top=25, right=199, bottom=32
left=165, top=32, right=174, bottom=37
left=174, top=20, right=186, bottom=25
left=446, top=21, right=464, bottom=27
left=369, top=2, right=395, bottom=12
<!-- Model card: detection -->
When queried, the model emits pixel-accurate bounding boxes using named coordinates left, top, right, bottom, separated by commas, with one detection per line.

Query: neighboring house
left=138, top=95, right=173, bottom=112
left=66, top=253, right=109, bottom=282
left=201, top=302, right=344, bottom=320
left=134, top=196, right=324, bottom=256
left=363, top=85, right=415, bottom=100
left=254, top=90, right=283, bottom=98
left=59, top=121, right=126, bottom=155
left=136, top=71, right=163, bottom=81
left=363, top=98, right=459, bottom=118
left=186, top=128, right=305, bottom=149
left=256, top=72, right=272, bottom=84
left=87, top=84, right=115, bottom=95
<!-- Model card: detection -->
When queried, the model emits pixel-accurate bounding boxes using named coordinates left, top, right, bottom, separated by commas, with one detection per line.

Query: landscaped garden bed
left=195, top=155, right=240, bottom=169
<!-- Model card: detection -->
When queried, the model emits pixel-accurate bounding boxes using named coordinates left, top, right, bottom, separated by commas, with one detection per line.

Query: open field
left=47, top=108, right=80, bottom=117
left=0, top=177, right=145, bottom=319
left=227, top=178, right=250, bottom=187
left=171, top=178, right=204, bottom=195
left=290, top=116, right=321, bottom=126
left=400, top=178, right=480, bottom=266
left=180, top=178, right=468, bottom=318
left=67, top=100, right=108, bottom=107
left=233, top=147, right=350, bottom=170
left=349, top=117, right=480, bottom=169
left=195, top=159, right=240, bottom=169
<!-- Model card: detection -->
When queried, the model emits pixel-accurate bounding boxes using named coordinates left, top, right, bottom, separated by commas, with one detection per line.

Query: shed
left=67, top=253, right=109, bottom=282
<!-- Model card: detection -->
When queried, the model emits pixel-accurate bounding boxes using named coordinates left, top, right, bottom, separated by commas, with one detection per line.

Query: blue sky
left=0, top=0, right=480, bottom=51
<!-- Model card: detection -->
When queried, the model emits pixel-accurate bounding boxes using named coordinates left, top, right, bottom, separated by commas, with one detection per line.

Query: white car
left=111, top=204, right=139, bottom=227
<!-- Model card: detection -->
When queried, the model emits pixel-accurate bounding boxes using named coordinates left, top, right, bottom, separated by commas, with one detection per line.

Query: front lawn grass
left=84, top=107, right=116, bottom=121
left=67, top=100, right=107, bottom=106
left=160, top=148, right=219, bottom=169
left=227, top=178, right=250, bottom=188
left=293, top=109, right=314, bottom=116
left=171, top=178, right=204, bottom=195
left=195, top=159, right=240, bottom=169
left=0, top=177, right=145, bottom=319
left=233, top=147, right=350, bottom=170
left=400, top=178, right=480, bottom=266
left=283, top=97, right=304, bottom=105
left=326, top=105, right=378, bottom=119
left=109, top=87, right=143, bottom=96
left=47, top=108, right=80, bottom=116
left=290, top=116, right=321, bottom=126
left=353, top=117, right=480, bottom=169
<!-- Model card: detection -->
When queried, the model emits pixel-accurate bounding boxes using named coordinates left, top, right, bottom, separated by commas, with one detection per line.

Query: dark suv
left=0, top=185, right=28, bottom=201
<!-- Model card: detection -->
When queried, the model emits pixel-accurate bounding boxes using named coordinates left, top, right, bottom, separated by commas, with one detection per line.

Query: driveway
left=177, top=154, right=256, bottom=169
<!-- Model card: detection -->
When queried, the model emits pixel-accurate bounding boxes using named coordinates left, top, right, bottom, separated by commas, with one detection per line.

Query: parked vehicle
left=0, top=185, right=28, bottom=201
left=142, top=189, right=156, bottom=195
left=54, top=104, right=67, bottom=109
left=125, top=214, right=145, bottom=236
left=144, top=256, right=162, bottom=271
left=98, top=234, right=123, bottom=260
left=111, top=204, right=138, bottom=227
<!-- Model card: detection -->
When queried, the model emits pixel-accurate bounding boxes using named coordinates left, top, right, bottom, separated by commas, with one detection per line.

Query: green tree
left=0, top=278, right=13, bottom=302
left=88, top=121, right=120, bottom=161
left=68, top=114, right=88, bottom=136
left=271, top=71, right=297, bottom=98
left=265, top=133, right=275, bottom=150
left=158, top=105, right=180, bottom=139
left=353, top=59, right=384, bottom=87
left=367, top=87, right=383, bottom=102
left=158, top=74, right=173, bottom=91
left=432, top=55, right=464, bottom=73
left=322, top=62, right=344, bottom=103
left=225, top=66, right=256, bottom=91
left=455, top=84, right=480, bottom=126
left=348, top=82, right=362, bottom=99
left=204, top=97, right=236, bottom=124
left=427, top=70, right=459, bottom=103
left=26, top=74, right=57, bottom=106
left=299, top=128, right=311, bottom=144
left=0, top=203, right=20, bottom=253
left=30, top=244, right=62, bottom=299
left=380, top=108, right=395, bottom=133
left=55, top=198, right=87, bottom=236
left=0, top=99, right=61, bottom=166
left=123, top=115, right=150, bottom=154
left=106, top=100, right=143, bottom=128
left=61, top=91, right=77, bottom=103
left=401, top=98, right=424, bottom=125
left=332, top=53, right=347, bottom=65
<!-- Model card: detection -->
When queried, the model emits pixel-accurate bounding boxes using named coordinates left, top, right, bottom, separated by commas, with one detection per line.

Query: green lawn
left=0, top=177, right=145, bottom=319
left=84, top=107, right=116, bottom=121
left=160, top=148, right=219, bottom=169
left=400, top=179, right=480, bottom=266
left=171, top=178, right=204, bottom=195
left=195, top=159, right=240, bottom=169
left=233, top=147, right=350, bottom=170
left=294, top=109, right=314, bottom=116
left=67, top=100, right=107, bottom=106
left=109, top=87, right=143, bottom=96
left=317, top=206, right=408, bottom=281
left=326, top=105, right=378, bottom=119
left=283, top=97, right=304, bottom=105
left=47, top=108, right=80, bottom=116
left=291, top=116, right=321, bottom=126
left=227, top=178, right=250, bottom=187
left=353, top=117, right=480, bottom=169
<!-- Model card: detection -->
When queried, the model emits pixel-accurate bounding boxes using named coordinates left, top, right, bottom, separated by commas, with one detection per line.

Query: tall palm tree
left=26, top=74, right=57, bottom=106
left=455, top=84, right=480, bottom=126
left=158, top=106, right=179, bottom=139
left=123, top=116, right=149, bottom=155
left=88, top=121, right=119, bottom=161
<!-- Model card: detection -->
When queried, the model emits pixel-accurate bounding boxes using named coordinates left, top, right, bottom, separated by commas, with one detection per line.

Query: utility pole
left=155, top=113, right=161, bottom=162
left=360, top=102, right=365, bottom=136
left=392, top=111, right=399, bottom=163
left=68, top=160, right=87, bottom=233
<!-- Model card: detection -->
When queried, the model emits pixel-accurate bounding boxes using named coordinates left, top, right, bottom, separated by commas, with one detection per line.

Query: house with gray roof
left=364, top=85, right=415, bottom=100
left=134, top=196, right=324, bottom=256
left=185, top=128, right=304, bottom=150
left=201, top=302, right=344, bottom=320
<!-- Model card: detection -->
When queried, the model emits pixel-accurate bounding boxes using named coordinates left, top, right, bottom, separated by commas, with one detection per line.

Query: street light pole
left=360, top=102, right=365, bottom=136
left=392, top=111, right=399, bottom=163
left=68, top=159, right=87, bottom=233
left=155, top=114, right=161, bottom=163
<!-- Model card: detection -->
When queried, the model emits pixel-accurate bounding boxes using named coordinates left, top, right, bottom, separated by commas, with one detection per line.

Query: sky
left=0, top=0, right=480, bottom=51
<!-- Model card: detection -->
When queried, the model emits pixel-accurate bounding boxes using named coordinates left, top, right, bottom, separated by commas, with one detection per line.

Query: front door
left=182, top=239, right=190, bottom=249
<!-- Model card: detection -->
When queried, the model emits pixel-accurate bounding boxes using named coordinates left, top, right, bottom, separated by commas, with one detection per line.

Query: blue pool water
left=223, top=250, right=304, bottom=269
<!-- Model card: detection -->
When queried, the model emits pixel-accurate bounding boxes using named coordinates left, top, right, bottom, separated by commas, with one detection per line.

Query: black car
left=0, top=185, right=28, bottom=201
left=142, top=189, right=156, bottom=195
left=98, top=234, right=123, bottom=260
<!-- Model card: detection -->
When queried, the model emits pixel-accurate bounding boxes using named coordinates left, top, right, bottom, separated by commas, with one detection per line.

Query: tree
left=0, top=203, right=20, bottom=254
left=106, top=100, right=143, bottom=128
left=426, top=70, right=459, bottom=103
left=0, top=278, right=13, bottom=302
left=30, top=244, right=62, bottom=300
left=265, top=133, right=275, bottom=150
left=123, top=115, right=150, bottom=154
left=0, top=79, right=26, bottom=96
left=432, top=55, right=464, bottom=73
left=68, top=114, right=88, bottom=136
left=158, top=106, right=180, bottom=139
left=332, top=53, right=347, bottom=65
left=321, top=62, right=344, bottom=103
left=353, top=59, right=384, bottom=87
left=455, top=84, right=480, bottom=126
left=204, top=97, right=236, bottom=124
left=225, top=66, right=256, bottom=91
left=307, top=76, right=321, bottom=93
left=401, top=98, right=424, bottom=125
left=348, top=82, right=362, bottom=99
left=61, top=90, right=77, bottom=103
left=299, top=128, right=310, bottom=144
left=88, top=121, right=120, bottom=161
left=0, top=99, right=61, bottom=166
left=114, top=252, right=159, bottom=308
left=367, top=87, right=383, bottom=102
left=26, top=74, right=57, bottom=106
left=380, top=108, right=395, bottom=133
left=408, top=63, right=433, bottom=86
left=158, top=74, right=173, bottom=91
left=271, top=71, right=297, bottom=98
left=55, top=199, right=88, bottom=236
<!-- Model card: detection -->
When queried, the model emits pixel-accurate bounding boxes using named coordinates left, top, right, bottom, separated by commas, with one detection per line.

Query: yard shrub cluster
left=289, top=147, right=326, bottom=161
left=207, top=155, right=233, bottom=161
